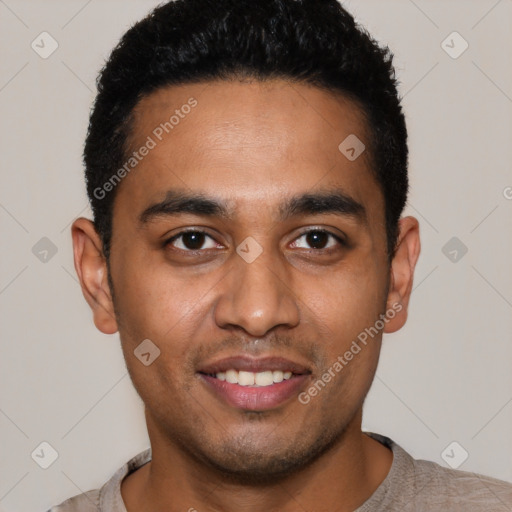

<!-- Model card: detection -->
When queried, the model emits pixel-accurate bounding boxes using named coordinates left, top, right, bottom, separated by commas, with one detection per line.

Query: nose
left=213, top=250, right=300, bottom=337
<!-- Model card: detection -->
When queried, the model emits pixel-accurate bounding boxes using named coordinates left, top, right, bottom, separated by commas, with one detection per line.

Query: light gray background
left=1, top=1, right=511, bottom=510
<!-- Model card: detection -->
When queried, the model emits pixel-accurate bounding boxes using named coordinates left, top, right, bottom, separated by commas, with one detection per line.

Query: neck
left=121, top=410, right=393, bottom=512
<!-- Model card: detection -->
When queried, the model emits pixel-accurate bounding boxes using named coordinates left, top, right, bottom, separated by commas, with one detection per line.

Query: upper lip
left=197, top=356, right=311, bottom=375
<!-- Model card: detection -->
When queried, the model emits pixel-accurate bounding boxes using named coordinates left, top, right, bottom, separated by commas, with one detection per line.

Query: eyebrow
left=138, top=188, right=367, bottom=226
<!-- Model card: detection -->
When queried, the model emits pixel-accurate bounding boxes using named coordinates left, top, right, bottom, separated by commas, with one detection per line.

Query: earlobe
left=383, top=216, right=421, bottom=334
left=71, top=218, right=119, bottom=335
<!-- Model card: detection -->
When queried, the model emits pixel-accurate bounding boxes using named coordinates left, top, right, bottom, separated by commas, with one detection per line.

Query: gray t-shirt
left=47, top=432, right=512, bottom=511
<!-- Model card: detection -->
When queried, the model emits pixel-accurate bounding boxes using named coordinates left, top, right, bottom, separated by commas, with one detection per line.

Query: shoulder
left=410, top=456, right=512, bottom=510
left=386, top=434, right=512, bottom=510
left=45, top=489, right=100, bottom=511
left=45, top=448, right=152, bottom=512
left=362, top=433, right=512, bottom=511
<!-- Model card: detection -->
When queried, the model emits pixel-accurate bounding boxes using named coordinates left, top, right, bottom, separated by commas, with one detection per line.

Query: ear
left=71, top=218, right=118, bottom=334
left=383, top=216, right=421, bottom=334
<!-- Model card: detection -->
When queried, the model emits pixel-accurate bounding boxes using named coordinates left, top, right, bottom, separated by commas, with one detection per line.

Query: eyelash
left=164, top=228, right=346, bottom=254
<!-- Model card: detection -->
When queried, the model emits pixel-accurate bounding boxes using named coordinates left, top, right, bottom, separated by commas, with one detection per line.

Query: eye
left=164, top=228, right=345, bottom=254
left=290, top=229, right=345, bottom=251
left=165, top=230, right=220, bottom=251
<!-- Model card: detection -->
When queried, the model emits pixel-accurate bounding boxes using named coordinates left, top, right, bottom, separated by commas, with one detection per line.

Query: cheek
left=295, top=261, right=386, bottom=404
left=298, top=262, right=385, bottom=347
left=112, top=255, right=216, bottom=352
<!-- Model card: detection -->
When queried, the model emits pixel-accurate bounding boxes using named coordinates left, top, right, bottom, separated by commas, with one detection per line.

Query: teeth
left=214, top=369, right=295, bottom=387
left=238, top=371, right=255, bottom=386
left=225, top=369, right=238, bottom=384
left=255, top=371, right=273, bottom=386
left=273, top=370, right=284, bottom=383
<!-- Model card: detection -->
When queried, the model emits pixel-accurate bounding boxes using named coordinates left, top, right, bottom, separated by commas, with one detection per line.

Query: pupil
left=183, top=232, right=204, bottom=250
left=306, top=231, right=328, bottom=249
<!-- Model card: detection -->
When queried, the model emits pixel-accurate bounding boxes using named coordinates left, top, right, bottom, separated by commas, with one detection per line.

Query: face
left=75, top=79, right=416, bottom=481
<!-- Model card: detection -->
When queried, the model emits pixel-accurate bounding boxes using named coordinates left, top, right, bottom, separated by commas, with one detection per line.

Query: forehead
left=114, top=80, right=383, bottom=228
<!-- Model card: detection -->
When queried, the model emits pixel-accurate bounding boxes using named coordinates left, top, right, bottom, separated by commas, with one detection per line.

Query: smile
left=207, top=369, right=293, bottom=387
left=197, top=356, right=311, bottom=411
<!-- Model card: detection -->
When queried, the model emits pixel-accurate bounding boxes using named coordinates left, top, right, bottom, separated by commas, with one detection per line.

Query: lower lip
left=199, top=374, right=309, bottom=411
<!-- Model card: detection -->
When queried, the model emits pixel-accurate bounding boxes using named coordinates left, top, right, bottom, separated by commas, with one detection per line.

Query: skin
left=72, top=79, right=420, bottom=512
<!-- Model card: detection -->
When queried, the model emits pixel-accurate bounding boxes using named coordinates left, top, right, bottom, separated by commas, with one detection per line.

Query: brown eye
left=305, top=231, right=330, bottom=249
left=166, top=231, right=219, bottom=251
left=290, top=229, right=344, bottom=251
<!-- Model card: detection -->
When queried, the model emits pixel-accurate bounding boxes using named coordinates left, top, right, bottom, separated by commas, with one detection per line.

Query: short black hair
left=84, top=0, right=408, bottom=262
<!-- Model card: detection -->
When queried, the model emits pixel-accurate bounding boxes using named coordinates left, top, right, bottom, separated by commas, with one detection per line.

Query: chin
left=189, top=427, right=342, bottom=485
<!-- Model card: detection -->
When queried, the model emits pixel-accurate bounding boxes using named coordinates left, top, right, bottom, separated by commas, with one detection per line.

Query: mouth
left=197, top=356, right=311, bottom=411
left=205, top=369, right=293, bottom=387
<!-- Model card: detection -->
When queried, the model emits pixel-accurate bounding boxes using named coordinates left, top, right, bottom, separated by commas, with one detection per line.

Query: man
left=49, top=0, right=512, bottom=510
